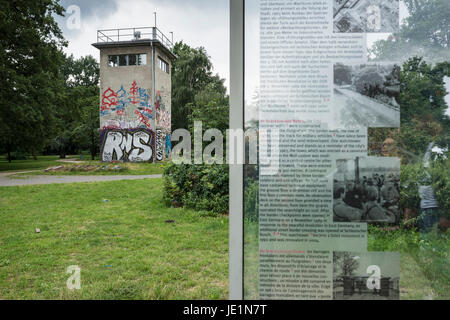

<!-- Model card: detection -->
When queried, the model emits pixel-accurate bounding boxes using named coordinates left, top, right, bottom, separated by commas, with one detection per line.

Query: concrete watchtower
left=93, top=27, right=176, bottom=162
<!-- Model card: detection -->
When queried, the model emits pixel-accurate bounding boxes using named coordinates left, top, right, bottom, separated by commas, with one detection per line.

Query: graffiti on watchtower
left=165, top=133, right=172, bottom=159
left=99, top=81, right=171, bottom=162
left=93, top=27, right=174, bottom=163
left=156, top=129, right=172, bottom=161
left=156, top=129, right=164, bottom=161
left=101, top=88, right=119, bottom=112
left=100, top=129, right=154, bottom=162
left=155, top=89, right=171, bottom=132
left=101, top=81, right=153, bottom=130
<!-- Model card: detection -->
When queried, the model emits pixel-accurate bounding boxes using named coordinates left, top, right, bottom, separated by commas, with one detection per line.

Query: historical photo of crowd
left=333, top=157, right=401, bottom=224
left=333, top=0, right=399, bottom=33
left=333, top=252, right=400, bottom=300
left=333, top=63, right=400, bottom=128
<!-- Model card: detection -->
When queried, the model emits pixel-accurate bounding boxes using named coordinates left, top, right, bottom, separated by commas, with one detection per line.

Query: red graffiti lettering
left=135, top=110, right=151, bottom=129
left=129, top=81, right=139, bottom=104
left=101, top=88, right=118, bottom=111
left=141, top=107, right=152, bottom=116
left=155, top=91, right=161, bottom=111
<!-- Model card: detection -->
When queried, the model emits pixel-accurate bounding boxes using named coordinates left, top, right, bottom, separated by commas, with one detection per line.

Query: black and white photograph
left=333, top=252, right=400, bottom=300
left=333, top=0, right=400, bottom=33
left=333, top=62, right=400, bottom=128
left=333, top=157, right=401, bottom=223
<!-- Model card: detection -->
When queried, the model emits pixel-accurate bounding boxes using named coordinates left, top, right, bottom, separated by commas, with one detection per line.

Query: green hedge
left=400, top=163, right=427, bottom=210
left=430, top=157, right=450, bottom=218
left=244, top=180, right=259, bottom=222
left=163, top=163, right=229, bottom=215
left=401, top=157, right=450, bottom=218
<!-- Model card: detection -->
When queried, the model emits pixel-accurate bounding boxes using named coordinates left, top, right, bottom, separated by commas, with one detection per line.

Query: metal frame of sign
left=229, top=0, right=245, bottom=300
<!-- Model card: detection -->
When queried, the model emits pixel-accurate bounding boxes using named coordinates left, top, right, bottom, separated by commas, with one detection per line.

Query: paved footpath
left=0, top=171, right=162, bottom=187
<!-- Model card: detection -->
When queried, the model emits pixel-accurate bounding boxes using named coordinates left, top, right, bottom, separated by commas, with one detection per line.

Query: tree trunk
left=32, top=151, right=37, bottom=161
left=7, top=150, right=11, bottom=163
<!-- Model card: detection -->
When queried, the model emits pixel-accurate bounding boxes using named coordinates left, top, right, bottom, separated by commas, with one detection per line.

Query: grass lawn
left=368, top=226, right=449, bottom=300
left=243, top=221, right=449, bottom=300
left=0, top=179, right=229, bottom=299
left=21, top=162, right=167, bottom=176
left=0, top=156, right=64, bottom=173
left=243, top=221, right=258, bottom=300
left=0, top=155, right=167, bottom=176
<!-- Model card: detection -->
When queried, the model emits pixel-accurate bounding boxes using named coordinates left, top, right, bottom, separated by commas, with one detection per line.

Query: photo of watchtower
left=93, top=27, right=176, bottom=162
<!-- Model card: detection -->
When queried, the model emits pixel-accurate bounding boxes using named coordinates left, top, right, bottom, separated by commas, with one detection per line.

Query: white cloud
left=59, top=0, right=230, bottom=90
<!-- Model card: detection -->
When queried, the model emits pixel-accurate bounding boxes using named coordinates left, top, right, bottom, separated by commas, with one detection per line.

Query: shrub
left=400, top=157, right=450, bottom=219
left=398, top=123, right=432, bottom=163
left=244, top=180, right=259, bottom=222
left=163, top=163, right=229, bottom=215
left=429, top=157, right=450, bottom=218
left=368, top=225, right=450, bottom=298
left=400, top=163, right=427, bottom=210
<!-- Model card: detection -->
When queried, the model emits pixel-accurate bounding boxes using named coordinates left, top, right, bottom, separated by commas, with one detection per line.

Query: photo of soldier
left=333, top=157, right=400, bottom=224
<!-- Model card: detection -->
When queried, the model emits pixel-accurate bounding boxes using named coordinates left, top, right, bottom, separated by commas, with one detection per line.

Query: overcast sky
left=55, top=1, right=449, bottom=115
left=55, top=0, right=230, bottom=88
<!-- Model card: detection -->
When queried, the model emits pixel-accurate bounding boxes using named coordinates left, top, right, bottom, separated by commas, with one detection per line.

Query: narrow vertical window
left=108, top=55, right=118, bottom=67
left=158, top=56, right=169, bottom=74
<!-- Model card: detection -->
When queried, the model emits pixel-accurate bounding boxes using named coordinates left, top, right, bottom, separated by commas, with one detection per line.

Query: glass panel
left=165, top=61, right=169, bottom=73
left=244, top=0, right=450, bottom=301
left=128, top=54, right=137, bottom=66
left=137, top=54, right=147, bottom=66
left=118, top=54, right=127, bottom=66
left=158, top=57, right=169, bottom=73
left=244, top=0, right=260, bottom=301
left=108, top=55, right=118, bottom=67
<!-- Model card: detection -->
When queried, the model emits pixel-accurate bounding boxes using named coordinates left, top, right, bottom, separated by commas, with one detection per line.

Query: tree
left=0, top=0, right=66, bottom=161
left=399, top=57, right=450, bottom=124
left=334, top=63, right=352, bottom=86
left=72, top=95, right=99, bottom=160
left=62, top=55, right=100, bottom=88
left=334, top=252, right=360, bottom=277
left=171, top=41, right=227, bottom=131
left=187, top=77, right=229, bottom=133
left=402, top=0, right=449, bottom=49
left=367, top=58, right=450, bottom=164
left=52, top=54, right=100, bottom=158
left=369, top=0, right=450, bottom=63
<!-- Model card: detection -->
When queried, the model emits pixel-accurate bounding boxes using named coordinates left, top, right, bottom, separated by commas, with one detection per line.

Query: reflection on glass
left=128, top=54, right=137, bottom=66
left=108, top=55, right=118, bottom=67
left=118, top=55, right=127, bottom=66
left=108, top=54, right=147, bottom=67
left=244, top=0, right=450, bottom=300
left=138, top=54, right=147, bottom=66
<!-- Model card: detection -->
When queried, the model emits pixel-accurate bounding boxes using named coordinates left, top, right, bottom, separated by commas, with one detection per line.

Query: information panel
left=245, top=0, right=404, bottom=300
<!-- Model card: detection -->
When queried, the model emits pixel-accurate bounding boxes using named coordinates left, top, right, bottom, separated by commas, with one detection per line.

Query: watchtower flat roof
left=92, top=39, right=177, bottom=61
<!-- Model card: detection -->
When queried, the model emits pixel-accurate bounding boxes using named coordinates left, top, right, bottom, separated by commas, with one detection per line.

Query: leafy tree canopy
left=0, top=0, right=67, bottom=160
left=51, top=54, right=100, bottom=159
left=400, top=57, right=450, bottom=123
left=370, top=0, right=450, bottom=63
left=171, top=41, right=228, bottom=131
